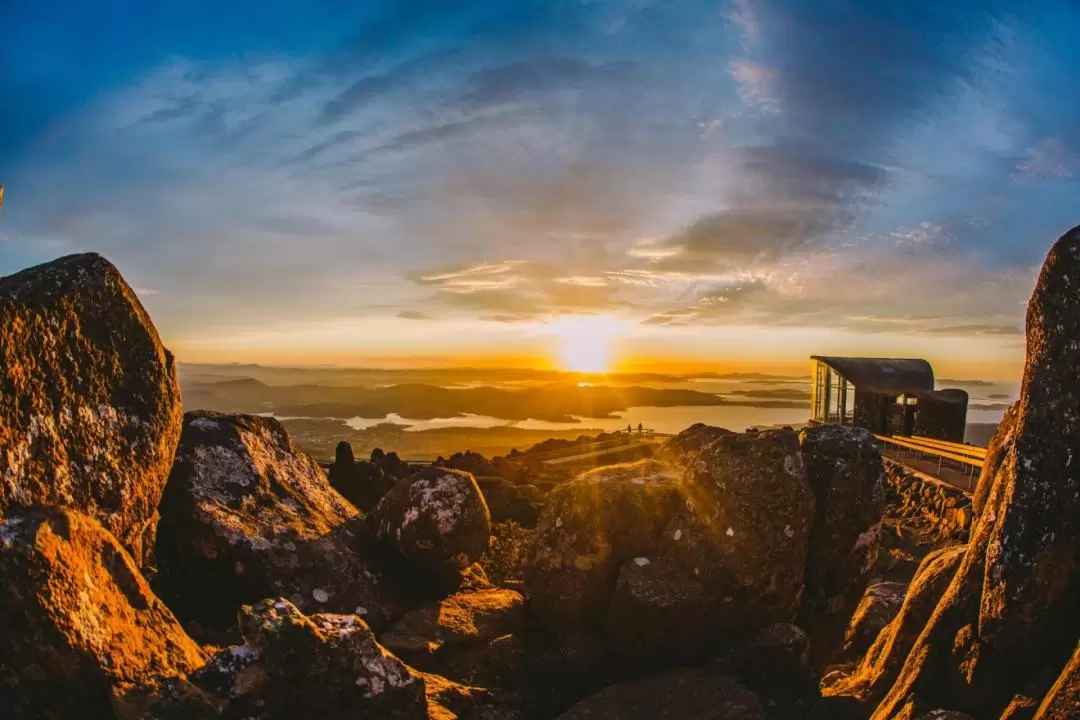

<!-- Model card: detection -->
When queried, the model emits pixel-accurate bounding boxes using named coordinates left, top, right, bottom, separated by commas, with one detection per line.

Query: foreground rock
left=660, top=430, right=815, bottom=630
left=119, top=597, right=487, bottom=720
left=524, top=460, right=685, bottom=631
left=798, top=424, right=885, bottom=652
left=0, top=253, right=183, bottom=565
left=374, top=466, right=491, bottom=585
left=0, top=506, right=204, bottom=718
left=828, top=226, right=1080, bottom=718
left=155, top=412, right=389, bottom=629
left=557, top=668, right=766, bottom=720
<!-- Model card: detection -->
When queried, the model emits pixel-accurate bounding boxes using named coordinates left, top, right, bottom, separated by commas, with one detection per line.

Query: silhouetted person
left=627, top=423, right=632, bottom=434
left=638, top=423, right=643, bottom=435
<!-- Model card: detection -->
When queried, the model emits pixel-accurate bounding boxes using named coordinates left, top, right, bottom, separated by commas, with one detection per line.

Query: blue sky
left=3, top=0, right=1080, bottom=375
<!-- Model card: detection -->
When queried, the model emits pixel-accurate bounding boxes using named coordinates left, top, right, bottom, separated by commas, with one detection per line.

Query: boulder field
left=1, top=228, right=1079, bottom=719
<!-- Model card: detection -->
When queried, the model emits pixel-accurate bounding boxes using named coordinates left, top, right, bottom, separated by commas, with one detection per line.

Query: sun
left=551, top=315, right=619, bottom=373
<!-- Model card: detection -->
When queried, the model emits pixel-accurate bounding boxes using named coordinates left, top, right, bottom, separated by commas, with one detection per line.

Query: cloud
left=729, top=61, right=780, bottom=113
left=397, top=310, right=432, bottom=320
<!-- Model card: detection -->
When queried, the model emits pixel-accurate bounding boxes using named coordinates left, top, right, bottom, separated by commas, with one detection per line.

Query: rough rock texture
left=843, top=581, right=908, bottom=660
left=655, top=423, right=734, bottom=466
left=660, top=430, right=815, bottom=630
left=191, top=598, right=431, bottom=719
left=798, top=424, right=885, bottom=646
left=739, top=623, right=813, bottom=692
left=0, top=506, right=204, bottom=718
left=1034, top=641, right=1080, bottom=719
left=155, top=412, right=388, bottom=628
left=524, top=459, right=685, bottom=631
left=329, top=440, right=396, bottom=513
left=0, top=253, right=182, bottom=565
left=556, top=668, right=766, bottom=720
left=373, top=466, right=492, bottom=576
left=380, top=588, right=525, bottom=672
left=605, top=556, right=709, bottom=663
left=862, top=226, right=1080, bottom=719
left=821, top=545, right=965, bottom=708
left=372, top=447, right=412, bottom=481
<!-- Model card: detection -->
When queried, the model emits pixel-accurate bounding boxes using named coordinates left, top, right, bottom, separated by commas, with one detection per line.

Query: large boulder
left=0, top=253, right=182, bottom=565
left=0, top=506, right=204, bottom=718
left=556, top=668, right=766, bottom=720
left=659, top=430, right=815, bottom=630
left=798, top=424, right=885, bottom=650
left=373, top=466, right=492, bottom=578
left=1034, top=641, right=1080, bottom=719
left=155, top=412, right=389, bottom=629
left=524, top=460, right=686, bottom=631
left=858, top=227, right=1080, bottom=719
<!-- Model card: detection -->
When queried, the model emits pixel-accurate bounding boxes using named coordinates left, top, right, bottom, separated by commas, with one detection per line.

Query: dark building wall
left=853, top=391, right=893, bottom=435
left=915, top=391, right=969, bottom=442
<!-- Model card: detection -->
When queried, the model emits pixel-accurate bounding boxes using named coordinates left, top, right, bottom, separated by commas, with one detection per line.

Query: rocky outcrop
left=660, top=430, right=815, bottom=630
left=373, top=466, right=492, bottom=579
left=821, top=545, right=965, bottom=708
left=0, top=253, right=182, bottom=565
left=842, top=581, right=908, bottom=660
left=474, top=476, right=542, bottom=527
left=799, top=424, right=885, bottom=644
left=524, top=460, right=686, bottom=631
left=0, top=506, right=204, bottom=718
left=155, top=412, right=389, bottom=629
left=372, top=447, right=411, bottom=481
left=856, top=226, right=1080, bottom=719
left=1034, top=641, right=1080, bottom=719
left=329, top=441, right=396, bottom=512
left=556, top=669, right=766, bottom=720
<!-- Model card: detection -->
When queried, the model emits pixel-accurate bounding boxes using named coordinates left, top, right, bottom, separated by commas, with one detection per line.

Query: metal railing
left=873, top=434, right=984, bottom=490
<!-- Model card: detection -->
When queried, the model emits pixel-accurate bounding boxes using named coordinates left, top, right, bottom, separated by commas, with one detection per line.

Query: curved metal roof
left=812, top=356, right=934, bottom=395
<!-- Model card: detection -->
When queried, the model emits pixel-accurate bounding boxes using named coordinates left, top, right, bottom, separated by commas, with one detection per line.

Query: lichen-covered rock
left=798, top=424, right=885, bottom=645
left=0, top=506, right=205, bottom=718
left=659, top=430, right=815, bottom=630
left=373, top=466, right=492, bottom=576
left=524, top=459, right=685, bottom=631
left=655, top=423, right=734, bottom=466
left=0, top=253, right=182, bottom=565
left=821, top=545, right=965, bottom=708
left=864, top=226, right=1080, bottom=719
left=556, top=668, right=767, bottom=720
left=842, top=581, right=907, bottom=660
left=380, top=588, right=525, bottom=671
left=155, top=412, right=389, bottom=629
left=604, top=556, right=710, bottom=663
left=189, top=597, right=430, bottom=719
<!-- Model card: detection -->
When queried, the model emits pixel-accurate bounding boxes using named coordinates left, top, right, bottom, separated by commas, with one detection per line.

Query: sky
left=3, top=0, right=1080, bottom=379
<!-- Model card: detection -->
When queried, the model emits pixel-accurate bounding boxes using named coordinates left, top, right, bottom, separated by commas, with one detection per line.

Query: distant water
left=272, top=377, right=1016, bottom=436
